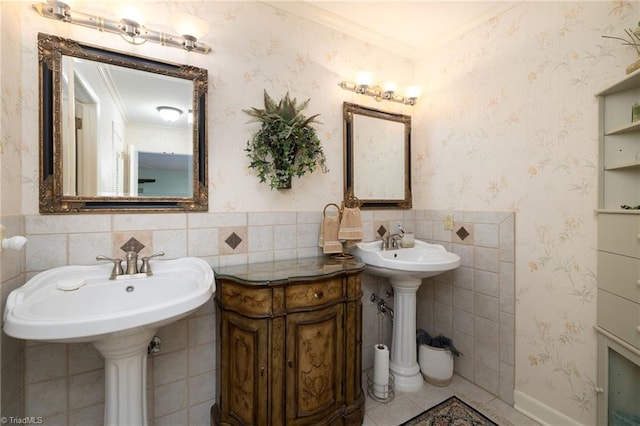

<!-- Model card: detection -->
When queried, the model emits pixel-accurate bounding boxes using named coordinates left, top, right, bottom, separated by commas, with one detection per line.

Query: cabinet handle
left=314, top=291, right=324, bottom=299
left=288, top=360, right=293, bottom=368
left=260, top=366, right=265, bottom=376
left=637, top=326, right=640, bottom=333
left=595, top=387, right=604, bottom=394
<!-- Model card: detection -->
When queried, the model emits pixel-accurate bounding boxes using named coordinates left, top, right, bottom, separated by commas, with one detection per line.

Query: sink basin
left=353, top=239, right=460, bottom=393
left=3, top=256, right=215, bottom=426
left=354, top=239, right=461, bottom=280
left=4, top=257, right=215, bottom=343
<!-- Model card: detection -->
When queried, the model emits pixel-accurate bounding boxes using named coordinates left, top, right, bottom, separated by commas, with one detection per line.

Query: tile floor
left=363, top=373, right=541, bottom=426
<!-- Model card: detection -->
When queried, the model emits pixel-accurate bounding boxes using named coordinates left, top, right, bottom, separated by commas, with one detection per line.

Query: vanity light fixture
left=32, top=1, right=212, bottom=54
left=156, top=106, right=183, bottom=122
left=340, top=73, right=420, bottom=106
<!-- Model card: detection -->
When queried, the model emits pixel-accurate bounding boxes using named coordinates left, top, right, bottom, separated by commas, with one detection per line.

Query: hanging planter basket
left=244, top=90, right=328, bottom=190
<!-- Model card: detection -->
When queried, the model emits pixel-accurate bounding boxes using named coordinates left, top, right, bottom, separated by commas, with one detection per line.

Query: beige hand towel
left=320, top=213, right=343, bottom=254
left=338, top=207, right=363, bottom=241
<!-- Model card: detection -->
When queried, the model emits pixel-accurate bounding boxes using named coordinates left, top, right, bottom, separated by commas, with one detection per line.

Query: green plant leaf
left=244, top=90, right=328, bottom=189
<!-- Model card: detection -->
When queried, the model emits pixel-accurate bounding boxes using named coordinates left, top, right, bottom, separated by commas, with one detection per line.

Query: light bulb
left=405, top=86, right=421, bottom=99
left=356, top=71, right=373, bottom=87
left=383, top=81, right=397, bottom=93
left=120, top=5, right=143, bottom=26
left=174, top=12, right=208, bottom=40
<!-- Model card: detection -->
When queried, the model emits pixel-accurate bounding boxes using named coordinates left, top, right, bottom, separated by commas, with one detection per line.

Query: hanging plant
left=244, top=90, right=328, bottom=189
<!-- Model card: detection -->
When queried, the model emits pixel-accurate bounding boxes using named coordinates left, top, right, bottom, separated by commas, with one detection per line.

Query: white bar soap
left=56, top=278, right=87, bottom=291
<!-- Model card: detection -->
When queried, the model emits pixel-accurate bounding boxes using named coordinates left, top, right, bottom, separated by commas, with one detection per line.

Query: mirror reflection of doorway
left=137, top=152, right=193, bottom=197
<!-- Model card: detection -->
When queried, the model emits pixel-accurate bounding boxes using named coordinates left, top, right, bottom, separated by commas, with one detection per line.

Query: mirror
left=343, top=102, right=411, bottom=209
left=38, top=33, right=208, bottom=213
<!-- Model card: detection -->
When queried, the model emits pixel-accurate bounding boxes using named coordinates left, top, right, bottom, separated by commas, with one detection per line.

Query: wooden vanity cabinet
left=214, top=257, right=365, bottom=426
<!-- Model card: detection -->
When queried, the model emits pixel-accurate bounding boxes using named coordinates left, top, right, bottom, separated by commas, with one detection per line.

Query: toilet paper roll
left=373, top=343, right=389, bottom=399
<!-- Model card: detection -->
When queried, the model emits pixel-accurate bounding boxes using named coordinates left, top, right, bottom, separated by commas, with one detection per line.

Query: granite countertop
left=214, top=256, right=365, bottom=284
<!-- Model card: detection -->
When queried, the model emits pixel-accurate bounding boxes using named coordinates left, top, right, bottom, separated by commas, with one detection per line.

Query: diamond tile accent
left=377, top=225, right=388, bottom=238
left=225, top=232, right=243, bottom=250
left=456, top=226, right=470, bottom=241
left=120, top=237, right=145, bottom=253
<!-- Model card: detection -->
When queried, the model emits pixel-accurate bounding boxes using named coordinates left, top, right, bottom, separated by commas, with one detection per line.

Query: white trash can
left=418, top=344, right=454, bottom=387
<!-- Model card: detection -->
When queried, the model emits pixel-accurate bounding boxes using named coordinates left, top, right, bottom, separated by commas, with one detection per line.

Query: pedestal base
left=389, top=277, right=424, bottom=393
left=92, top=328, right=157, bottom=426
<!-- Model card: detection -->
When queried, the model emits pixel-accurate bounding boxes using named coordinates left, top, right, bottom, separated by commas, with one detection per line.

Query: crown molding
left=261, top=1, right=520, bottom=61
left=260, top=1, right=417, bottom=59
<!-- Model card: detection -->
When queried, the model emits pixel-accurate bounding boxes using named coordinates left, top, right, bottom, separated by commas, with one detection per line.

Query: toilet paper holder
left=367, top=367, right=395, bottom=403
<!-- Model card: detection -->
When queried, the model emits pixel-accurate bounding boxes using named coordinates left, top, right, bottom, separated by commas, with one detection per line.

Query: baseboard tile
left=513, top=390, right=585, bottom=426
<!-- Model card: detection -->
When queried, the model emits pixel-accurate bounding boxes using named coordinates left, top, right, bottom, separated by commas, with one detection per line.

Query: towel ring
left=343, top=188, right=361, bottom=208
left=323, top=203, right=341, bottom=217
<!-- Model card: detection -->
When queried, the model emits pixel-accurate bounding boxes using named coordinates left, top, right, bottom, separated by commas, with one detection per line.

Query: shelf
left=606, top=120, right=640, bottom=135
left=605, top=161, right=640, bottom=170
left=598, top=68, right=640, bottom=96
left=596, top=209, right=640, bottom=215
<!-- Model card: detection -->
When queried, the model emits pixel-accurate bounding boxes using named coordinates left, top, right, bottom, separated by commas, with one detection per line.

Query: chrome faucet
left=125, top=251, right=139, bottom=275
left=382, top=233, right=403, bottom=250
left=97, top=237, right=161, bottom=280
left=95, top=255, right=124, bottom=280
left=96, top=251, right=164, bottom=279
left=381, top=222, right=406, bottom=250
left=140, top=252, right=165, bottom=275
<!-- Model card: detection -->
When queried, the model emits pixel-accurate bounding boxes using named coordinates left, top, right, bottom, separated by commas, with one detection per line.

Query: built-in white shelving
left=596, top=68, right=640, bottom=425
left=597, top=69, right=640, bottom=210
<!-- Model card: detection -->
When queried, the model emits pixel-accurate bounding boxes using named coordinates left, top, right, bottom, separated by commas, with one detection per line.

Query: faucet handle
left=96, top=255, right=125, bottom=279
left=140, top=251, right=165, bottom=275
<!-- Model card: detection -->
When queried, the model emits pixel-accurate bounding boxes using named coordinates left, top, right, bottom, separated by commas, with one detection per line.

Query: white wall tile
left=153, top=229, right=187, bottom=259
left=473, top=224, right=499, bottom=248
left=69, top=232, right=113, bottom=265
left=248, top=212, right=296, bottom=226
left=25, top=234, right=67, bottom=271
left=69, top=369, right=105, bottom=409
left=188, top=228, right=218, bottom=257
left=26, top=344, right=66, bottom=384
left=26, top=215, right=110, bottom=234
left=247, top=226, right=273, bottom=252
left=154, top=350, right=188, bottom=386
left=25, top=378, right=67, bottom=417
left=153, top=379, right=187, bottom=418
left=114, top=214, right=186, bottom=231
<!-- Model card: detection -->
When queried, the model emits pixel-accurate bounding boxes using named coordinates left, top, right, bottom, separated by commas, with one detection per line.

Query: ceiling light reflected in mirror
left=156, top=106, right=184, bottom=122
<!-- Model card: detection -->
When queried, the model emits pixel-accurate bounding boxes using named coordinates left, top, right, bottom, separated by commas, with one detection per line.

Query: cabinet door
left=220, top=311, right=269, bottom=426
left=286, top=304, right=344, bottom=425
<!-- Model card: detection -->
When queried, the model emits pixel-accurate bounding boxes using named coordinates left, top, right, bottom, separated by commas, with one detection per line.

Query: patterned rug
left=401, top=396, right=498, bottom=426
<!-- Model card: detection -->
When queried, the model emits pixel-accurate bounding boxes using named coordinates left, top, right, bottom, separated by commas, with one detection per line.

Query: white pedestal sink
left=3, top=257, right=215, bottom=426
left=354, top=240, right=461, bottom=392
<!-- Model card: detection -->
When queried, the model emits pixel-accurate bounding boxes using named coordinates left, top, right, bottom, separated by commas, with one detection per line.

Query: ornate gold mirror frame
left=38, top=33, right=208, bottom=213
left=343, top=102, right=411, bottom=209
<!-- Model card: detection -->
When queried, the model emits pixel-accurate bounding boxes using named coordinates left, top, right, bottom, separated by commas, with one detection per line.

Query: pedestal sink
left=354, top=240, right=460, bottom=392
left=3, top=257, right=215, bottom=426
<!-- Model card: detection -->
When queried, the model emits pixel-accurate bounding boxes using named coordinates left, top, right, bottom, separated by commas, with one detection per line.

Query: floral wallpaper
left=415, top=2, right=638, bottom=424
left=1, top=3, right=23, bottom=216
left=2, top=0, right=640, bottom=424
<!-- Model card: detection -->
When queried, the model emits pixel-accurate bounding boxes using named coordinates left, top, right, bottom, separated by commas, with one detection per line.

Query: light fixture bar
left=33, top=2, right=211, bottom=54
left=340, top=81, right=418, bottom=106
